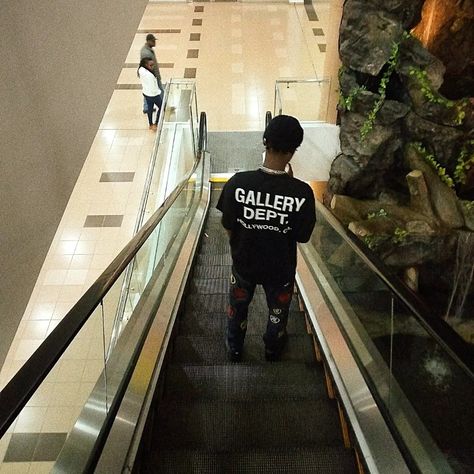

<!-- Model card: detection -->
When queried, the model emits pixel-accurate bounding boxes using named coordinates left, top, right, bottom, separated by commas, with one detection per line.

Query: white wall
left=0, top=0, right=148, bottom=367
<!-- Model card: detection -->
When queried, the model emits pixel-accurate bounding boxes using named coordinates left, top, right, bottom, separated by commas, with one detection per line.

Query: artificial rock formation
left=328, top=0, right=474, bottom=328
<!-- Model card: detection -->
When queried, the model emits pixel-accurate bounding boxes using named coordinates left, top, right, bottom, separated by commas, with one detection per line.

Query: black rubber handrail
left=266, top=111, right=474, bottom=376
left=0, top=112, right=208, bottom=438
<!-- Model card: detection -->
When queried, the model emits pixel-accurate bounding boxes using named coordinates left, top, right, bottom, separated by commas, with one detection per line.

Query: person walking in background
left=140, top=33, right=164, bottom=115
left=217, top=115, right=316, bottom=362
left=137, top=58, right=162, bottom=131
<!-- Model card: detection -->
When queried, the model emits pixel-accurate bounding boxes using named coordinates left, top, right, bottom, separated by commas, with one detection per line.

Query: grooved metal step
left=189, top=278, right=265, bottom=295
left=172, top=335, right=315, bottom=364
left=179, top=310, right=308, bottom=336
left=193, top=265, right=232, bottom=279
left=197, top=254, right=233, bottom=266
left=146, top=447, right=357, bottom=474
left=199, top=240, right=230, bottom=255
left=165, top=363, right=326, bottom=400
left=186, top=293, right=300, bottom=313
left=153, top=399, right=342, bottom=450
left=189, top=278, right=229, bottom=295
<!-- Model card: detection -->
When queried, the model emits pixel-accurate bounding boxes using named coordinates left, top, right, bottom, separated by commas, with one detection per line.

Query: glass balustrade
left=0, top=96, right=206, bottom=471
left=301, top=202, right=474, bottom=472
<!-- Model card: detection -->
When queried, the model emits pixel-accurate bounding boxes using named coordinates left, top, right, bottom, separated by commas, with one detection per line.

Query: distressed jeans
left=227, top=266, right=294, bottom=353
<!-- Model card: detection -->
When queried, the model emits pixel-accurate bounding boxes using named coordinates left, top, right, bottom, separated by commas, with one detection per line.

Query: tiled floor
left=0, top=1, right=340, bottom=471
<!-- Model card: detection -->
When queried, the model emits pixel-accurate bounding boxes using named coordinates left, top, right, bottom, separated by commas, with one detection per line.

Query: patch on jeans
left=230, top=274, right=236, bottom=284
left=227, top=306, right=236, bottom=318
left=272, top=308, right=282, bottom=315
left=277, top=291, right=291, bottom=304
left=240, top=320, right=248, bottom=330
left=270, top=315, right=281, bottom=324
left=233, top=287, right=247, bottom=300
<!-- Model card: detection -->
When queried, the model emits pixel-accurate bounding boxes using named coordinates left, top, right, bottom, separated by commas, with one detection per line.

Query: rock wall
left=327, top=0, right=474, bottom=334
left=328, top=0, right=474, bottom=270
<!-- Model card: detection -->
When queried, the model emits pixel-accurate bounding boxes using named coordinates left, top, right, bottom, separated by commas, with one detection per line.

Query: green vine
left=360, top=39, right=402, bottom=142
left=367, top=208, right=388, bottom=219
left=363, top=234, right=386, bottom=250
left=339, top=85, right=367, bottom=112
left=454, top=140, right=474, bottom=185
left=409, top=142, right=455, bottom=188
left=338, top=65, right=346, bottom=82
left=464, top=201, right=474, bottom=211
left=392, top=227, right=408, bottom=244
left=408, top=67, right=468, bottom=126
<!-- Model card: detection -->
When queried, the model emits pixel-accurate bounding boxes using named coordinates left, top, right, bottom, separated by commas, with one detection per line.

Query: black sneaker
left=264, top=333, right=288, bottom=362
left=225, top=339, right=242, bottom=363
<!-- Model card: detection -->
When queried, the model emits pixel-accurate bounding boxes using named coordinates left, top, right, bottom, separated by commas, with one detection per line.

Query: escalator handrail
left=0, top=111, right=208, bottom=438
left=266, top=111, right=474, bottom=377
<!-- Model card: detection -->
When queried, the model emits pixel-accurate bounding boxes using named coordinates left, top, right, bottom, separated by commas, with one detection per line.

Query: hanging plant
left=339, top=85, right=367, bottom=112
left=454, top=140, right=474, bottom=185
left=408, top=67, right=468, bottom=126
left=409, top=142, right=455, bottom=188
left=359, top=39, right=402, bottom=142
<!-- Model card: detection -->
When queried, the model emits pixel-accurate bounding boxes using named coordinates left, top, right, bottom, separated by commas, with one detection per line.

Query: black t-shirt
left=216, top=170, right=316, bottom=284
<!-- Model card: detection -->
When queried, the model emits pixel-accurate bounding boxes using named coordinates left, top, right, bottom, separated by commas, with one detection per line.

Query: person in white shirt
left=137, top=57, right=162, bottom=131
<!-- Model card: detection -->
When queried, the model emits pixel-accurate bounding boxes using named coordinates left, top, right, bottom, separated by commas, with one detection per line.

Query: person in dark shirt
left=217, top=115, right=316, bottom=362
left=140, top=33, right=164, bottom=115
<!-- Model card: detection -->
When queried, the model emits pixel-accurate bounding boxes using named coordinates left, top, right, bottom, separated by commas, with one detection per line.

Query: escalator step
left=171, top=335, right=314, bottom=364
left=153, top=399, right=342, bottom=450
left=197, top=254, right=233, bottom=266
left=179, top=310, right=308, bottom=336
left=185, top=293, right=228, bottom=312
left=146, top=447, right=357, bottom=473
left=189, top=278, right=229, bottom=295
left=199, top=233, right=228, bottom=244
left=199, top=240, right=230, bottom=255
left=185, top=293, right=300, bottom=312
left=189, top=278, right=265, bottom=295
left=203, top=227, right=225, bottom=236
left=164, top=363, right=326, bottom=400
left=193, top=265, right=231, bottom=279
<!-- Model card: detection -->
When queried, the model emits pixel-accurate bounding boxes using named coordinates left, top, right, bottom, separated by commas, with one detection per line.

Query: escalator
left=136, top=188, right=357, bottom=473
left=1, top=110, right=473, bottom=474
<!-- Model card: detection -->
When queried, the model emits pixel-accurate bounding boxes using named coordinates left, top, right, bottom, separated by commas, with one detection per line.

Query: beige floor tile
left=14, top=340, right=43, bottom=361
left=41, top=406, right=82, bottom=433
left=26, top=382, right=54, bottom=407
left=22, top=321, right=49, bottom=340
left=0, top=434, right=12, bottom=463
left=55, top=360, right=86, bottom=383
left=0, top=462, right=31, bottom=473
left=28, top=462, right=54, bottom=474
left=14, top=407, right=47, bottom=433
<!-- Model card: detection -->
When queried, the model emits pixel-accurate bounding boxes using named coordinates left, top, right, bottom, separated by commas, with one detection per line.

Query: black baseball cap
left=263, top=115, right=304, bottom=153
left=146, top=33, right=156, bottom=41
